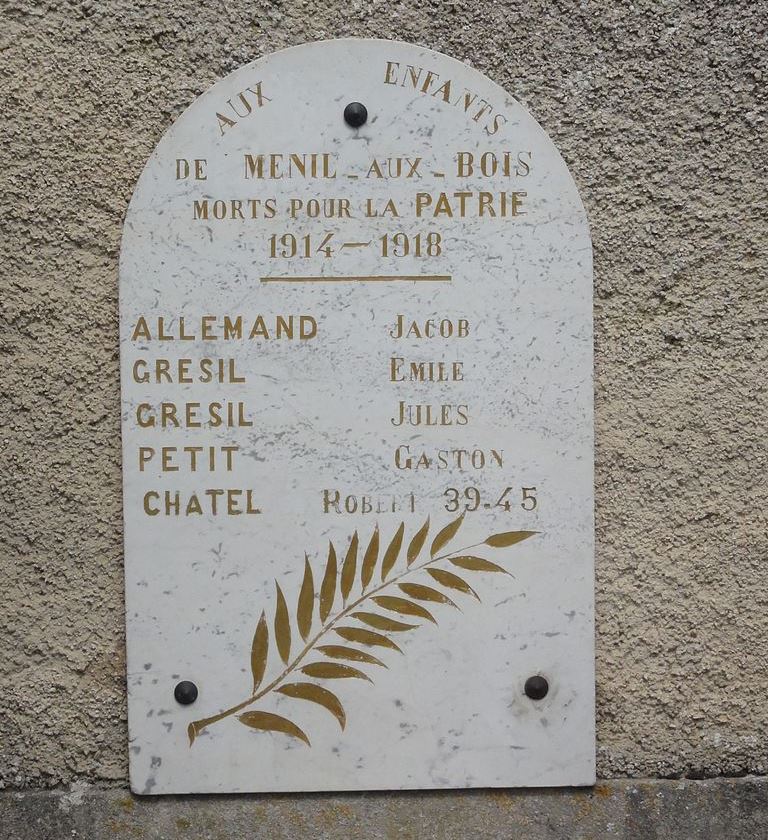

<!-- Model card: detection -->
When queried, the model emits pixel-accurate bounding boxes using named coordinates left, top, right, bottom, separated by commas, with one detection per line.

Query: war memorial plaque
left=120, top=39, right=594, bottom=794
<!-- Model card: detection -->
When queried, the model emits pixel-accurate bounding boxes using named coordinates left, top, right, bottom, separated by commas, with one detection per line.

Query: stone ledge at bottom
left=0, top=777, right=766, bottom=840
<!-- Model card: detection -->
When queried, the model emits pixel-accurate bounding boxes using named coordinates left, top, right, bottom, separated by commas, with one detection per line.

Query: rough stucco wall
left=1, top=0, right=766, bottom=791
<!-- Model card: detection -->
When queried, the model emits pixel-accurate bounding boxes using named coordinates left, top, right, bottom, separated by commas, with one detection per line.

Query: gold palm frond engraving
left=187, top=513, right=537, bottom=747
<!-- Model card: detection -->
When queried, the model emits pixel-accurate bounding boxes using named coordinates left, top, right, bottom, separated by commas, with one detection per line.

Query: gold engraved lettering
left=389, top=357, right=464, bottom=382
left=142, top=490, right=262, bottom=516
left=135, top=399, right=256, bottom=430
left=365, top=157, right=422, bottom=179
left=244, top=153, right=337, bottom=179
left=130, top=316, right=317, bottom=341
left=394, top=446, right=504, bottom=470
left=216, top=83, right=271, bottom=136
left=390, top=402, right=469, bottom=427
left=382, top=61, right=508, bottom=136
left=193, top=198, right=277, bottom=220
left=456, top=151, right=531, bottom=178
left=138, top=445, right=238, bottom=473
left=415, top=191, right=526, bottom=218
left=389, top=315, right=470, bottom=339
left=176, top=158, right=207, bottom=180
left=322, top=490, right=416, bottom=515
left=288, top=198, right=351, bottom=219
left=131, top=358, right=245, bottom=385
left=364, top=198, right=400, bottom=218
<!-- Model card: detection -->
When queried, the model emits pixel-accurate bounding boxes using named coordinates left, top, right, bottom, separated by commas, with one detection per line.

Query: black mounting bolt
left=174, top=680, right=198, bottom=705
left=343, top=101, right=368, bottom=128
left=524, top=675, right=549, bottom=701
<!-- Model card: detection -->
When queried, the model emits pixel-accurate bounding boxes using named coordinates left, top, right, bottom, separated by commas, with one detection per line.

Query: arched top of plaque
left=122, top=38, right=590, bottom=293
left=120, top=39, right=593, bottom=795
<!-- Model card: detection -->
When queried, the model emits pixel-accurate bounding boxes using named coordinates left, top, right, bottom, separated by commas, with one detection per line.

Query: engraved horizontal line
left=260, top=275, right=452, bottom=283
left=340, top=241, right=372, bottom=248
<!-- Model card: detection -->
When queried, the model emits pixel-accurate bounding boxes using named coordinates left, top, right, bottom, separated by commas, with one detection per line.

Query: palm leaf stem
left=188, top=540, right=484, bottom=742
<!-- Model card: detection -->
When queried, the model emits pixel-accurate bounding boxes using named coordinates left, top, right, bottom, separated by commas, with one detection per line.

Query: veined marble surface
left=119, top=38, right=594, bottom=794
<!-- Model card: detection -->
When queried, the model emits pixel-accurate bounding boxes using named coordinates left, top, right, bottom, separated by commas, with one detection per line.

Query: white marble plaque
left=120, top=38, right=594, bottom=794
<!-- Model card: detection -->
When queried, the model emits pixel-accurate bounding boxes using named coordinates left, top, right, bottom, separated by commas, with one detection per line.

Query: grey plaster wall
left=1, top=0, right=766, bottom=793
